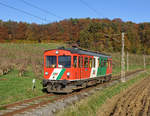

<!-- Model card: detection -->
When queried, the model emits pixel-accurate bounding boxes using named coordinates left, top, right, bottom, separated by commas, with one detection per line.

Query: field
left=0, top=43, right=149, bottom=106
left=56, top=70, right=150, bottom=116
left=0, top=43, right=65, bottom=105
left=97, top=72, right=150, bottom=116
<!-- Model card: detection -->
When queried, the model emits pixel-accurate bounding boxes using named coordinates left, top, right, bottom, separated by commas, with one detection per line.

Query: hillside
left=0, top=43, right=148, bottom=106
left=0, top=18, right=150, bottom=54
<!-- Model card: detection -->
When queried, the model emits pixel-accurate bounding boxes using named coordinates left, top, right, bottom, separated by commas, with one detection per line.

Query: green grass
left=0, top=106, right=6, bottom=110
left=112, top=65, right=144, bottom=75
left=56, top=70, right=150, bottom=116
left=0, top=69, right=44, bottom=106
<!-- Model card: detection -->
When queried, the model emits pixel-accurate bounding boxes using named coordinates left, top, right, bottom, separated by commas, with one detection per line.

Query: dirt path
left=97, top=77, right=150, bottom=116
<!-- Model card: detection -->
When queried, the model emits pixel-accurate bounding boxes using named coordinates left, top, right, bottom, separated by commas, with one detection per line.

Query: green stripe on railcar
left=97, top=57, right=108, bottom=76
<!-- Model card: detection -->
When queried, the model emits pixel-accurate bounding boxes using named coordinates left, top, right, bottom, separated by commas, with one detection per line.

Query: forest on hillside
left=0, top=18, right=150, bottom=54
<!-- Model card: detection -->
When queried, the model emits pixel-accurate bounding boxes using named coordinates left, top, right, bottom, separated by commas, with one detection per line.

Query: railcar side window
left=110, top=60, right=112, bottom=67
left=58, top=56, right=71, bottom=68
left=89, top=58, right=92, bottom=68
left=101, top=59, right=104, bottom=67
left=92, top=58, right=95, bottom=68
left=84, top=57, right=88, bottom=68
left=104, top=60, right=107, bottom=67
left=79, top=57, right=83, bottom=68
left=101, top=59, right=107, bottom=67
left=107, top=60, right=110, bottom=68
left=81, top=57, right=83, bottom=67
left=46, top=56, right=57, bottom=68
left=78, top=56, right=80, bottom=67
left=73, top=56, right=77, bottom=68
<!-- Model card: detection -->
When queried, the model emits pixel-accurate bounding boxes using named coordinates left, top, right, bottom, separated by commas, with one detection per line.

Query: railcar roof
left=44, top=47, right=112, bottom=58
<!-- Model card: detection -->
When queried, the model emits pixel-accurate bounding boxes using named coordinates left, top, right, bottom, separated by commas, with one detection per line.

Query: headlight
left=56, top=50, right=59, bottom=54
left=45, top=72, right=48, bottom=75
left=67, top=72, right=70, bottom=76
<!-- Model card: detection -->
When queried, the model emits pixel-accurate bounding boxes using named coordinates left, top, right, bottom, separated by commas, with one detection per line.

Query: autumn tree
left=0, top=18, right=150, bottom=54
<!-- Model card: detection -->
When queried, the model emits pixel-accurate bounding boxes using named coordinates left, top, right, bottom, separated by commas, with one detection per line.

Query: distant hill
left=0, top=18, right=150, bottom=54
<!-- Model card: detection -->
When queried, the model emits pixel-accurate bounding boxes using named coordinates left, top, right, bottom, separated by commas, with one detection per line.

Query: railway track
left=0, top=69, right=144, bottom=116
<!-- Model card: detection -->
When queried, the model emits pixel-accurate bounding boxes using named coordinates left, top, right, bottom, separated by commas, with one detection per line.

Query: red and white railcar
left=42, top=47, right=112, bottom=93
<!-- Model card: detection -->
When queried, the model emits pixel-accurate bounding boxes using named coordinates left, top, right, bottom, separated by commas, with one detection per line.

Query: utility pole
left=121, top=32, right=125, bottom=82
left=127, top=51, right=129, bottom=72
left=104, top=32, right=126, bottom=82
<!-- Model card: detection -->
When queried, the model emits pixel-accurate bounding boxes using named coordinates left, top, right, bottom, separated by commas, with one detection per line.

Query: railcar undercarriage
left=42, top=75, right=111, bottom=93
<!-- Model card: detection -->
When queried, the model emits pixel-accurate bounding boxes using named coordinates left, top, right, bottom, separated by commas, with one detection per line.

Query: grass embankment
left=56, top=69, right=150, bottom=116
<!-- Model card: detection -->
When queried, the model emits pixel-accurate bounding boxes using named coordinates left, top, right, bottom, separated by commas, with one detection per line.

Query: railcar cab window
left=58, top=56, right=71, bottom=68
left=46, top=56, right=57, bottom=68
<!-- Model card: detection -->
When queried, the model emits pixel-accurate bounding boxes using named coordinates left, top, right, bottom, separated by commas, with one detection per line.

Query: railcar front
left=42, top=49, right=76, bottom=93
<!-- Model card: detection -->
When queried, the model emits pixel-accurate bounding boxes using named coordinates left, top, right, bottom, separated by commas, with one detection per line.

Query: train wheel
left=47, top=84, right=52, bottom=93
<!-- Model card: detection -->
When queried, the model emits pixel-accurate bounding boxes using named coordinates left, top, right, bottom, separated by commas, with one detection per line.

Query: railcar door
left=79, top=56, right=84, bottom=79
left=106, top=58, right=112, bottom=75
left=99, top=57, right=107, bottom=76
left=73, top=56, right=78, bottom=80
left=84, top=57, right=89, bottom=79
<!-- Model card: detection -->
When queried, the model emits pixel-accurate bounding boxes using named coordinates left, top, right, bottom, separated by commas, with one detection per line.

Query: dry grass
left=0, top=43, right=65, bottom=78
left=0, top=44, right=149, bottom=77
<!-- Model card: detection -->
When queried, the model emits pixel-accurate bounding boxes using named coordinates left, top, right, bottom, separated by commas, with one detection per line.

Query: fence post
left=144, top=54, right=146, bottom=69
left=127, top=51, right=129, bottom=72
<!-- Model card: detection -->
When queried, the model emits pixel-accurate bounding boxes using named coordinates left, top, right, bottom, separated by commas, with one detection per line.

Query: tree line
left=0, top=18, right=150, bottom=54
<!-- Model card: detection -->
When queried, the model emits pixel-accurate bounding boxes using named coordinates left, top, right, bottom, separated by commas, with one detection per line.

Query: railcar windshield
left=46, top=56, right=57, bottom=68
left=58, top=56, right=71, bottom=68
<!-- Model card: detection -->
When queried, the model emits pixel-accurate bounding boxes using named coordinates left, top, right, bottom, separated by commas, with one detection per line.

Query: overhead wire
left=0, top=1, right=49, bottom=22
left=21, top=0, right=64, bottom=19
left=79, top=0, right=105, bottom=18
